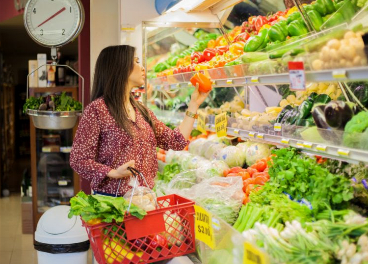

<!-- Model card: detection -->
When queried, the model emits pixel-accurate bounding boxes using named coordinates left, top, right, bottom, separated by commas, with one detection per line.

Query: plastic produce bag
left=245, top=142, right=272, bottom=166
left=204, top=142, right=226, bottom=160
left=181, top=155, right=211, bottom=171
left=236, top=140, right=253, bottom=153
left=218, top=146, right=247, bottom=167
left=165, top=150, right=186, bottom=164
left=123, top=185, right=157, bottom=212
left=196, top=160, right=229, bottom=182
left=165, top=170, right=198, bottom=198
left=193, top=176, right=244, bottom=225
left=188, top=138, right=208, bottom=155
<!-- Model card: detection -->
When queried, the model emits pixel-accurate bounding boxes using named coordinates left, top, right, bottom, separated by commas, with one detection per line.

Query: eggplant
left=324, top=100, right=354, bottom=129
left=275, top=105, right=293, bottom=123
left=312, top=105, right=342, bottom=144
left=312, top=105, right=329, bottom=129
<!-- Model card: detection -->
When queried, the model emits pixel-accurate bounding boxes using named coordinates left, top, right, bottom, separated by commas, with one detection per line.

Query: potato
left=344, top=31, right=356, bottom=39
left=353, top=56, right=363, bottom=66
left=312, top=59, right=324, bottom=70
left=326, top=39, right=341, bottom=50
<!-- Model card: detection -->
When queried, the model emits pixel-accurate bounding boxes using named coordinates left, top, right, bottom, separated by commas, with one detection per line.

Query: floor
left=0, top=193, right=94, bottom=264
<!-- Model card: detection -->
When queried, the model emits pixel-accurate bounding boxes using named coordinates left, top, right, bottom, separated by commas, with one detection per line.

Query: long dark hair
left=91, top=45, right=155, bottom=137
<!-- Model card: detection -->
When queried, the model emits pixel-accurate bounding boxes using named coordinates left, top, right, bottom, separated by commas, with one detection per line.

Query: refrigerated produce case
left=141, top=0, right=368, bottom=263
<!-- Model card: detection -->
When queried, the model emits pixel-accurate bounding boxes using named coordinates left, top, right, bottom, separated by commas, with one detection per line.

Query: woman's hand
left=107, top=160, right=135, bottom=179
left=189, top=83, right=211, bottom=108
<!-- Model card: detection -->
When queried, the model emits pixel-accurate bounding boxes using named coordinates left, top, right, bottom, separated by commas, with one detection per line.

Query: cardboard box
left=37, top=54, right=47, bottom=87
left=28, top=60, right=38, bottom=87
left=21, top=197, right=33, bottom=234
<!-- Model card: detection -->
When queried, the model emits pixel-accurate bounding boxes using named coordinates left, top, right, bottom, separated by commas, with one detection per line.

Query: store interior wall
left=90, top=0, right=120, bottom=85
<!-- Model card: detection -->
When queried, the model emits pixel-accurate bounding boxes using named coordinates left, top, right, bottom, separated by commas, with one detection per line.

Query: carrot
left=158, top=148, right=165, bottom=154
left=184, top=145, right=189, bottom=151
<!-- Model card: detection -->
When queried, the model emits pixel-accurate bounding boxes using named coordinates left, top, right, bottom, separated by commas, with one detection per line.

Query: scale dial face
left=24, top=0, right=85, bottom=48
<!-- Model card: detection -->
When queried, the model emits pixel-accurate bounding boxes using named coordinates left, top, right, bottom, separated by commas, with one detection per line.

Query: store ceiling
left=0, top=15, right=78, bottom=57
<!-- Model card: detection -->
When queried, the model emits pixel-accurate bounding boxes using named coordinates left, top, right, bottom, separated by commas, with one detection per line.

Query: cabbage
left=236, top=140, right=253, bottom=153
left=245, top=142, right=272, bottom=166
left=167, top=170, right=197, bottom=190
left=196, top=160, right=229, bottom=181
left=218, top=146, right=246, bottom=167
left=205, top=142, right=226, bottom=160
left=213, top=137, right=232, bottom=146
left=181, top=155, right=210, bottom=171
left=188, top=138, right=208, bottom=155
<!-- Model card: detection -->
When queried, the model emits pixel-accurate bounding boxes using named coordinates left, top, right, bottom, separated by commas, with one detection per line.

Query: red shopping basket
left=83, top=191, right=195, bottom=264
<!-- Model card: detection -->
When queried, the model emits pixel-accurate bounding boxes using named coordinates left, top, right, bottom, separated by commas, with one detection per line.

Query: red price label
left=288, top=61, right=306, bottom=91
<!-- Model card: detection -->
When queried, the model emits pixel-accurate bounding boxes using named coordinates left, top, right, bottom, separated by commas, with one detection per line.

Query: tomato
left=246, top=167, right=258, bottom=177
left=253, top=161, right=267, bottom=172
left=223, top=169, right=230, bottom=177
left=227, top=173, right=239, bottom=177
left=243, top=178, right=256, bottom=192
left=252, top=172, right=266, bottom=179
left=254, top=176, right=268, bottom=185
left=229, top=167, right=243, bottom=174
left=238, top=171, right=251, bottom=181
left=243, top=195, right=250, bottom=205
left=245, top=184, right=255, bottom=196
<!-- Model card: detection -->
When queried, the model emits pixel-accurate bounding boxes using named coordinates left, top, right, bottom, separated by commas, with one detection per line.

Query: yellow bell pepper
left=229, top=41, right=245, bottom=55
left=259, top=24, right=271, bottom=32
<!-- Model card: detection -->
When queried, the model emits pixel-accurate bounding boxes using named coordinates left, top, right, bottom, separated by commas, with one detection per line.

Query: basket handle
left=114, top=167, right=159, bottom=213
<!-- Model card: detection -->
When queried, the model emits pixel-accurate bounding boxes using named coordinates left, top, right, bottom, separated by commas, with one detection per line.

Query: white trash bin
left=34, top=205, right=89, bottom=264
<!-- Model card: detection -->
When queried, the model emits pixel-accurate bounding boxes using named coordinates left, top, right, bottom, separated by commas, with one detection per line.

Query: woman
left=70, top=45, right=210, bottom=196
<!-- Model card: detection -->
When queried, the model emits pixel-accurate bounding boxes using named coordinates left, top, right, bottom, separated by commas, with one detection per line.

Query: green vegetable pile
left=267, top=148, right=354, bottom=214
left=157, top=163, right=181, bottom=183
left=68, top=191, right=146, bottom=223
left=23, top=92, right=82, bottom=113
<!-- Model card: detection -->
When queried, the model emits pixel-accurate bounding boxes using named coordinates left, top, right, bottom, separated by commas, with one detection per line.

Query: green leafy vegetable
left=157, top=163, right=181, bottom=183
left=68, top=191, right=147, bottom=223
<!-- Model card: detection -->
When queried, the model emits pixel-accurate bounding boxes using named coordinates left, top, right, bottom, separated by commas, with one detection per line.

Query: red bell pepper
left=191, top=52, right=204, bottom=64
left=202, top=48, right=217, bottom=61
left=173, top=68, right=179, bottom=74
left=233, top=32, right=250, bottom=42
left=215, top=46, right=229, bottom=55
left=254, top=16, right=268, bottom=32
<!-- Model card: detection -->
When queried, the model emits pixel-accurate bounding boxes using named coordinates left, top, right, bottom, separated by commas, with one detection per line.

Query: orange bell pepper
left=215, top=36, right=228, bottom=47
left=207, top=39, right=216, bottom=49
left=190, top=72, right=212, bottom=93
left=176, top=57, right=185, bottom=67
left=229, top=41, right=245, bottom=55
left=183, top=55, right=191, bottom=66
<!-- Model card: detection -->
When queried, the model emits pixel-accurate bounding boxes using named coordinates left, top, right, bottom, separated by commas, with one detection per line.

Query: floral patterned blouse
left=70, top=97, right=188, bottom=196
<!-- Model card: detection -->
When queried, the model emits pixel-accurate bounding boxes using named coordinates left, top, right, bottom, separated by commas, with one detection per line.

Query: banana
left=103, top=239, right=117, bottom=264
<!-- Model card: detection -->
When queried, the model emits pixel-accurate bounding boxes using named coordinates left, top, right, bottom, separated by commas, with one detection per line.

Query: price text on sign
left=244, top=242, right=269, bottom=264
left=215, top=113, right=227, bottom=137
left=194, top=205, right=215, bottom=249
left=288, top=61, right=306, bottom=91
left=197, top=113, right=207, bottom=133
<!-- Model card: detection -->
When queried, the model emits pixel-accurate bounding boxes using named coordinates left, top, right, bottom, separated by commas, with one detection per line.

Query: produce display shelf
left=149, top=66, right=368, bottom=89
left=206, top=124, right=366, bottom=164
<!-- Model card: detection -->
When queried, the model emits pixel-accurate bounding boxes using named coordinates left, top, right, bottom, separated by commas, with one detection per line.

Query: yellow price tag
left=215, top=113, right=227, bottom=137
left=332, top=70, right=347, bottom=79
left=226, top=79, right=233, bottom=84
left=316, top=145, right=327, bottom=152
left=337, top=149, right=350, bottom=156
left=281, top=138, right=289, bottom=144
left=244, top=242, right=269, bottom=264
left=296, top=142, right=304, bottom=148
left=188, top=82, right=192, bottom=86
left=303, top=142, right=313, bottom=148
left=274, top=123, right=282, bottom=132
left=197, top=113, right=207, bottom=133
left=251, top=76, right=259, bottom=83
left=257, top=133, right=264, bottom=139
left=234, top=129, right=240, bottom=134
left=194, top=205, right=215, bottom=249
left=249, top=132, right=255, bottom=138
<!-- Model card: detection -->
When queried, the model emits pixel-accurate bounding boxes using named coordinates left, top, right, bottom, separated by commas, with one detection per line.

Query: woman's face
left=128, top=56, right=145, bottom=88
